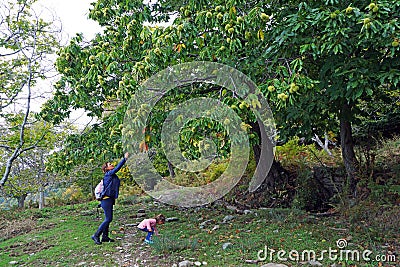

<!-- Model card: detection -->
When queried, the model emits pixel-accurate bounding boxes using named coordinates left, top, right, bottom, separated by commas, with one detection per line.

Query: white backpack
left=94, top=179, right=104, bottom=201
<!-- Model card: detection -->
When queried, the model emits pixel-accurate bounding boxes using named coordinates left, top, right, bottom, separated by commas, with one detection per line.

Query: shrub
left=292, top=167, right=323, bottom=211
left=119, top=184, right=144, bottom=204
left=164, top=158, right=229, bottom=187
left=356, top=135, right=400, bottom=204
left=275, top=136, right=342, bottom=170
left=46, top=185, right=88, bottom=207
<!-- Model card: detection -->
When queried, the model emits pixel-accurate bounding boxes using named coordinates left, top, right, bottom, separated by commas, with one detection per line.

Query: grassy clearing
left=0, top=200, right=398, bottom=267
left=0, top=202, right=121, bottom=266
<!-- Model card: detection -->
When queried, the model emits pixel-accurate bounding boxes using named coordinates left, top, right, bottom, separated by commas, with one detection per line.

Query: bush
left=46, top=185, right=89, bottom=207
left=291, top=167, right=325, bottom=211
left=355, top=135, right=400, bottom=204
left=275, top=136, right=342, bottom=170
left=62, top=184, right=86, bottom=204
left=164, top=158, right=229, bottom=187
left=118, top=184, right=144, bottom=204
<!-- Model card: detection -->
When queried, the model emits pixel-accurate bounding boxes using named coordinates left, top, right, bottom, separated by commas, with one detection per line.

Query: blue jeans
left=95, top=198, right=114, bottom=237
left=138, top=227, right=154, bottom=241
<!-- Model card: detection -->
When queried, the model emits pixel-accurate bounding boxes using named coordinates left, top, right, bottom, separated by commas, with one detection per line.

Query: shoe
left=101, top=237, right=115, bottom=242
left=91, top=235, right=102, bottom=245
left=144, top=239, right=154, bottom=244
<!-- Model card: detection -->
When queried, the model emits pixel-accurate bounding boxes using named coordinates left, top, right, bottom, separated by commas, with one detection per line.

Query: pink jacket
left=138, top=218, right=158, bottom=235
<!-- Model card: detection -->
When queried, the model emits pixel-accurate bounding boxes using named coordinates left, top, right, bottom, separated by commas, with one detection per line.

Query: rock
left=125, top=223, right=138, bottom=227
left=77, top=262, right=87, bottom=266
left=166, top=217, right=179, bottom=222
left=179, top=260, right=193, bottom=267
left=222, top=215, right=235, bottom=223
left=222, top=242, right=233, bottom=250
left=194, top=261, right=202, bottom=266
left=202, top=262, right=207, bottom=265
left=308, top=261, right=323, bottom=266
left=9, top=261, right=19, bottom=265
left=212, top=225, right=220, bottom=231
left=245, top=259, right=259, bottom=264
left=260, top=263, right=289, bottom=267
left=199, top=219, right=214, bottom=228
left=244, top=209, right=253, bottom=215
left=226, top=205, right=240, bottom=212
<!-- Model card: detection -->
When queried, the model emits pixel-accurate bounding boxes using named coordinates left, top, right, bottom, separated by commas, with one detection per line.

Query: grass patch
left=0, top=202, right=121, bottom=266
left=151, top=234, right=199, bottom=253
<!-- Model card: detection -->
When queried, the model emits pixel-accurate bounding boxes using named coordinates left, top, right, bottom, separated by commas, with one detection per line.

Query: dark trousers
left=95, top=198, right=114, bottom=237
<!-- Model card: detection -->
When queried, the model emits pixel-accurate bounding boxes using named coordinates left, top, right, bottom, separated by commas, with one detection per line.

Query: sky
left=34, top=0, right=102, bottom=41
left=30, top=0, right=103, bottom=128
left=28, top=0, right=174, bottom=128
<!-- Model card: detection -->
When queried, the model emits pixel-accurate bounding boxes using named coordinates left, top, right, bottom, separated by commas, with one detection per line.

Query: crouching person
left=137, top=214, right=166, bottom=244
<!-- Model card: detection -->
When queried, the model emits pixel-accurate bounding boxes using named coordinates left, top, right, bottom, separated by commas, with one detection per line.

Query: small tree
left=0, top=113, right=69, bottom=208
left=0, top=0, right=61, bottom=186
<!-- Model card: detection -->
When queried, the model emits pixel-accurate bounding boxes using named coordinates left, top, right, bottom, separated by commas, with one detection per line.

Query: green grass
left=0, top=202, right=121, bottom=266
left=145, top=206, right=398, bottom=266
left=0, top=201, right=398, bottom=267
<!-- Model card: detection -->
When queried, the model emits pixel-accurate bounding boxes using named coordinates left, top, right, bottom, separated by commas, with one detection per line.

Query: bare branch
left=312, top=133, right=333, bottom=157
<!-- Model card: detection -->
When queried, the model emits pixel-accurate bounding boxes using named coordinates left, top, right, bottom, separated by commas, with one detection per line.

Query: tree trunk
left=17, top=194, right=27, bottom=209
left=340, top=102, right=359, bottom=196
left=249, top=118, right=275, bottom=192
left=253, top=143, right=261, bottom=165
left=38, top=189, right=45, bottom=209
left=168, top=161, right=175, bottom=178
